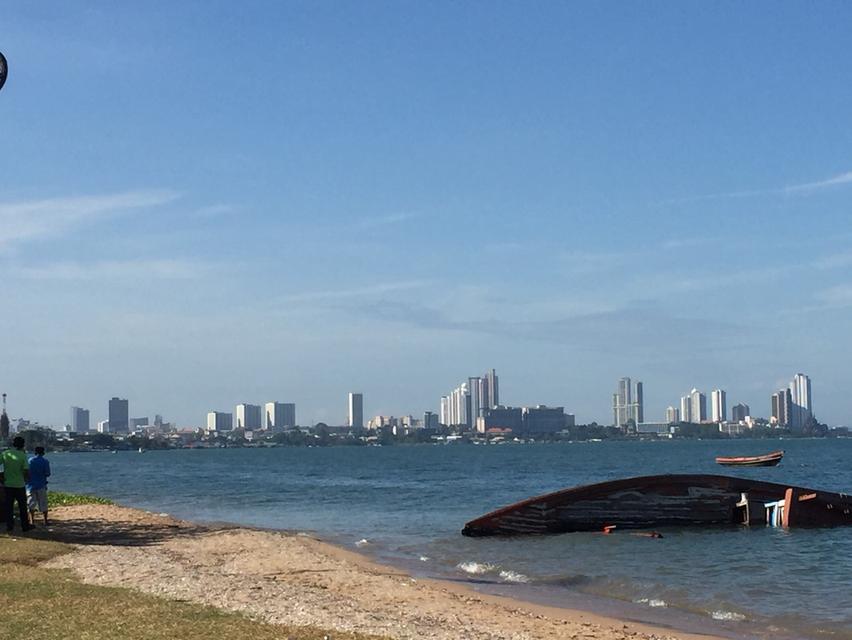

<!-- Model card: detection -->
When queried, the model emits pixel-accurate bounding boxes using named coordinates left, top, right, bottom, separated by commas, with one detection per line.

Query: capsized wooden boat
left=715, top=450, right=783, bottom=467
left=461, top=474, right=852, bottom=536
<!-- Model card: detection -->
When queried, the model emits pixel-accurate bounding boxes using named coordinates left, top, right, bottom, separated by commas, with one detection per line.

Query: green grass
left=47, top=491, right=114, bottom=508
left=0, top=536, right=386, bottom=640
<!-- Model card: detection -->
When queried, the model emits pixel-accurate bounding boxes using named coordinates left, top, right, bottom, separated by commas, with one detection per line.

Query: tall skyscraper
left=612, top=377, right=643, bottom=426
left=789, top=373, right=812, bottom=429
left=265, top=402, right=296, bottom=430
left=688, top=388, right=706, bottom=423
left=469, top=377, right=482, bottom=424
left=70, top=406, right=90, bottom=433
left=439, top=396, right=450, bottom=425
left=207, top=411, right=232, bottom=431
left=235, top=403, right=261, bottom=430
left=108, top=397, right=129, bottom=433
left=440, top=370, right=499, bottom=428
left=731, top=403, right=750, bottom=422
left=635, top=381, right=644, bottom=423
left=680, top=395, right=692, bottom=423
left=665, top=405, right=679, bottom=424
left=348, top=392, right=364, bottom=429
left=771, top=388, right=792, bottom=427
left=485, top=368, right=499, bottom=409
left=710, top=389, right=726, bottom=423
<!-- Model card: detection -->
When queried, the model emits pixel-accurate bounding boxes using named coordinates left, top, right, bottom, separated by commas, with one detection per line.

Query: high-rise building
left=423, top=411, right=439, bottom=430
left=731, top=403, right=750, bottom=422
left=265, top=402, right=296, bottom=430
left=680, top=395, right=692, bottom=423
left=485, top=368, right=499, bottom=409
left=665, top=405, right=679, bottom=424
left=441, top=370, right=499, bottom=428
left=688, top=388, right=706, bottom=423
left=348, top=393, right=364, bottom=429
left=70, top=406, right=90, bottom=433
left=521, top=405, right=566, bottom=434
left=207, top=411, right=233, bottom=431
left=97, top=419, right=110, bottom=433
left=771, top=388, right=793, bottom=427
left=108, top=397, right=129, bottom=433
left=789, top=373, right=812, bottom=430
left=612, top=377, right=643, bottom=426
left=235, top=403, right=262, bottom=430
left=469, top=377, right=482, bottom=424
left=710, top=389, right=726, bottom=423
left=439, top=396, right=450, bottom=425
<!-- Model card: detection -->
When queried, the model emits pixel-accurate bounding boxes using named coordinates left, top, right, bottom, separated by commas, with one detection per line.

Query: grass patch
left=0, top=536, right=386, bottom=640
left=48, top=491, right=114, bottom=508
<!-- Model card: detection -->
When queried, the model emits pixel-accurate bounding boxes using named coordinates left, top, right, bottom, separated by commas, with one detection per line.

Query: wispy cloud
left=813, top=284, right=852, bottom=309
left=9, top=259, right=206, bottom=280
left=0, top=189, right=179, bottom=248
left=189, top=203, right=238, bottom=219
left=812, top=251, right=852, bottom=270
left=784, top=171, right=852, bottom=194
left=357, top=212, right=420, bottom=228
left=658, top=169, right=852, bottom=206
left=277, top=280, right=431, bottom=304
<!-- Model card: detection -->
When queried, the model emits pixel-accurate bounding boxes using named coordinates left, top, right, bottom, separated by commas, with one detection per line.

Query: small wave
left=499, top=570, right=530, bottom=583
left=635, top=598, right=667, bottom=608
left=456, top=561, right=497, bottom=575
left=710, top=610, right=746, bottom=622
left=419, top=556, right=430, bottom=562
left=355, top=539, right=369, bottom=547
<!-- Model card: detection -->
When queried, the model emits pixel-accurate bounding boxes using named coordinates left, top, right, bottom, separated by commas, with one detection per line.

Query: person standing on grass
left=1, top=436, right=31, bottom=533
left=27, top=446, right=51, bottom=526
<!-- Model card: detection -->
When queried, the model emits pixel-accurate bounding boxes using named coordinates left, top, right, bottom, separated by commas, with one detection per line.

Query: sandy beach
left=34, top=503, right=725, bottom=640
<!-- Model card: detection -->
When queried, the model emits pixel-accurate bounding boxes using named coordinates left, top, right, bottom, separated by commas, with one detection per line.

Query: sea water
left=50, top=439, right=852, bottom=639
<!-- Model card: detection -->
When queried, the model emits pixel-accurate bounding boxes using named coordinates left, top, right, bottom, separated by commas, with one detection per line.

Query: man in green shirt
left=2, top=437, right=31, bottom=533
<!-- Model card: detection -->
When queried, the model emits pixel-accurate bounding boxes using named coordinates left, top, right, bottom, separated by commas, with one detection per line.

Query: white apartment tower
left=235, top=403, right=262, bottom=430
left=348, top=393, right=364, bottom=429
left=680, top=395, right=692, bottom=424
left=710, top=389, right=727, bottom=423
left=789, top=373, right=813, bottom=429
left=265, top=402, right=296, bottom=430
left=665, top=405, right=680, bottom=424
left=612, top=377, right=644, bottom=426
left=207, top=411, right=233, bottom=431
left=690, top=388, right=707, bottom=423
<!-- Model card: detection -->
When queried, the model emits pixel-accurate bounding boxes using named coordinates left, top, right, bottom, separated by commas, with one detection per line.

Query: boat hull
left=461, top=474, right=852, bottom=536
left=715, top=450, right=783, bottom=467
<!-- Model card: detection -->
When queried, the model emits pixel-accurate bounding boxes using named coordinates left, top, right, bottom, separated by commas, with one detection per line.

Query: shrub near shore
left=47, top=491, right=113, bottom=508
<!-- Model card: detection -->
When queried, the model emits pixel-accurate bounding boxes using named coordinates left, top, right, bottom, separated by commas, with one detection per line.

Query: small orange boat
left=715, top=450, right=784, bottom=467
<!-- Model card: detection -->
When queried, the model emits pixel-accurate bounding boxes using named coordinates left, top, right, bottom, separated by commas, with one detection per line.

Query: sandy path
left=42, top=504, right=716, bottom=640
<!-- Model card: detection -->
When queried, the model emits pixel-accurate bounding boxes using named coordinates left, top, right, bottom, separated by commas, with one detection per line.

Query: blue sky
left=2, top=2, right=852, bottom=427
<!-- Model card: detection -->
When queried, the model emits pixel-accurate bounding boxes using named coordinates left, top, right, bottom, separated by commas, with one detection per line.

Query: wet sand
left=41, top=503, right=723, bottom=640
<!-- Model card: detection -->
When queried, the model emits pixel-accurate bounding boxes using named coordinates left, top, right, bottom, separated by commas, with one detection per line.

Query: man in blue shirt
left=27, top=446, right=51, bottom=526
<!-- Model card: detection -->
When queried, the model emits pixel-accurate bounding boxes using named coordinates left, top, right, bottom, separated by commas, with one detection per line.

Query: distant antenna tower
left=0, top=392, right=8, bottom=440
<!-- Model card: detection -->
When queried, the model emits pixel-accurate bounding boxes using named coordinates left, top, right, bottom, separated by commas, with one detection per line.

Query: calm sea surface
left=50, top=439, right=852, bottom=640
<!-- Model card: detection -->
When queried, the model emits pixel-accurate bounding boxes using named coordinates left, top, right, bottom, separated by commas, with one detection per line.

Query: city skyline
left=3, top=5, right=852, bottom=427
left=4, top=368, right=824, bottom=432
